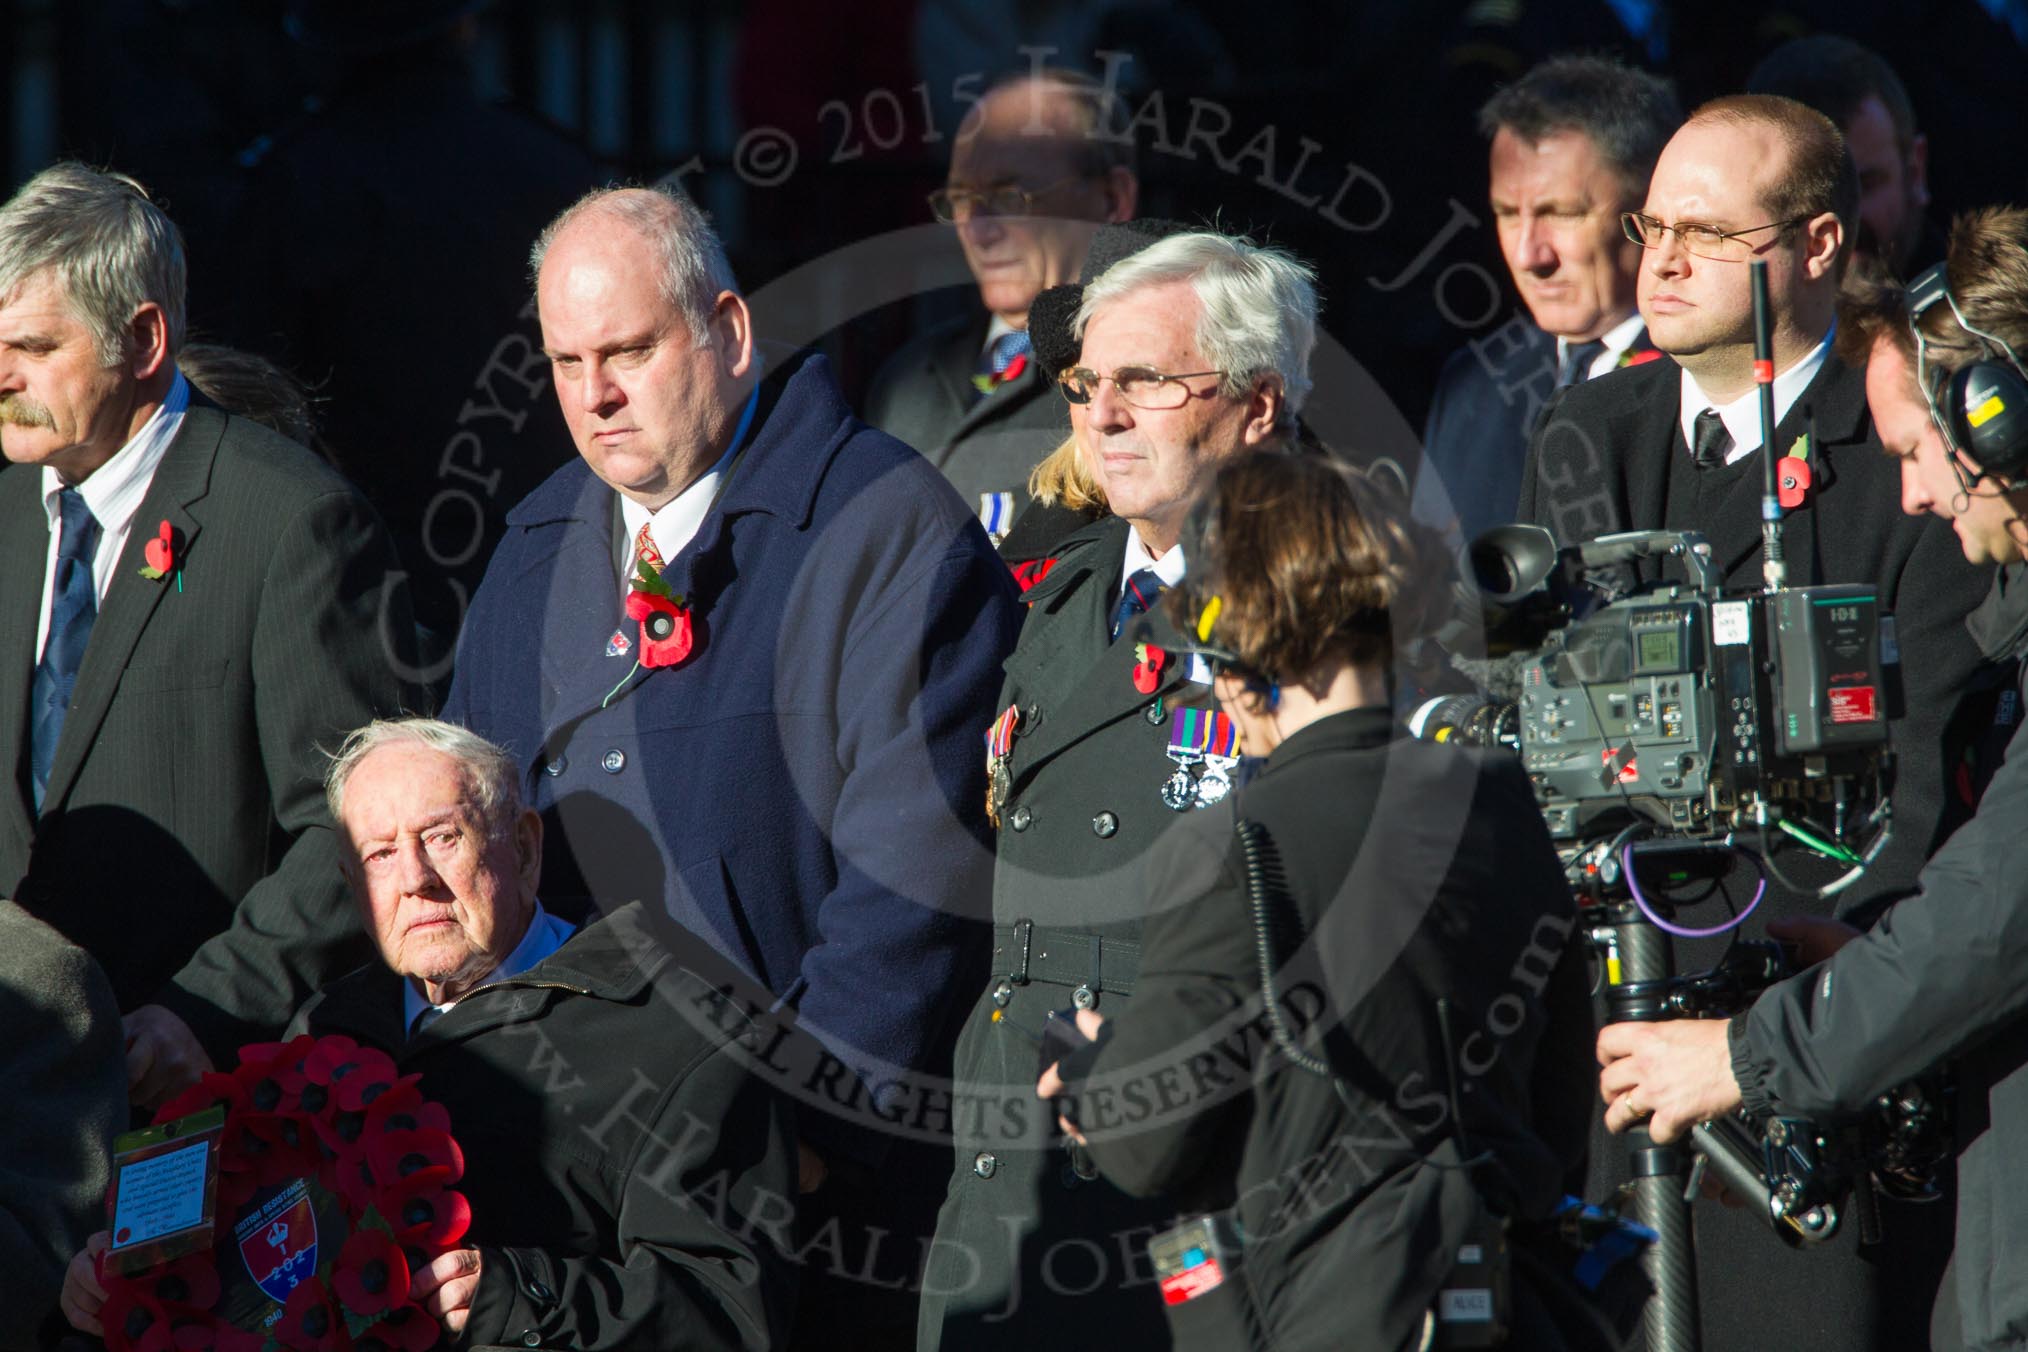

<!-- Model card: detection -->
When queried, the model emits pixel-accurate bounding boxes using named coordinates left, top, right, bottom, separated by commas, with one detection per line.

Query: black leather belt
left=993, top=920, right=1139, bottom=997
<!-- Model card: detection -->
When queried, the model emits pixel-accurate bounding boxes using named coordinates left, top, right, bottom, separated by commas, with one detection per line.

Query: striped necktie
left=31, top=487, right=101, bottom=811
left=1110, top=567, right=1167, bottom=642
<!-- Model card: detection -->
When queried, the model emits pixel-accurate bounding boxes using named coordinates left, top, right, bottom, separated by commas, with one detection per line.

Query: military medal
left=1194, top=714, right=1242, bottom=805
left=985, top=704, right=1020, bottom=827
left=1164, top=707, right=1237, bottom=811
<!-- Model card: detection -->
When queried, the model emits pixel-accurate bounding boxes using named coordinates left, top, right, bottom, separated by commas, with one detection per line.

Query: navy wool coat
left=444, top=354, right=1022, bottom=1162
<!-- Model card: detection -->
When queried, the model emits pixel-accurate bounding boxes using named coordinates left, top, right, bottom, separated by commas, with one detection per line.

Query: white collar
left=982, top=313, right=1023, bottom=357
left=619, top=439, right=738, bottom=587
left=401, top=899, right=576, bottom=1029
left=41, top=372, right=189, bottom=536
left=1557, top=312, right=1648, bottom=380
left=1678, top=328, right=1833, bottom=465
left=1120, top=524, right=1188, bottom=600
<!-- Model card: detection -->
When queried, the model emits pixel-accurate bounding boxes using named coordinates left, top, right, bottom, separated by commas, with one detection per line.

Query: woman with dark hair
left=1036, top=449, right=1599, bottom=1351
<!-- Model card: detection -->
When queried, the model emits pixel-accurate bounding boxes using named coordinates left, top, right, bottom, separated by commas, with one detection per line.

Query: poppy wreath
left=97, top=1034, right=469, bottom=1352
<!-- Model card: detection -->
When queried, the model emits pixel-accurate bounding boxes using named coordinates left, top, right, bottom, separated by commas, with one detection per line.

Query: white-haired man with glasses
left=917, top=229, right=1316, bottom=1351
left=866, top=69, right=1137, bottom=541
left=1519, top=95, right=1989, bottom=1352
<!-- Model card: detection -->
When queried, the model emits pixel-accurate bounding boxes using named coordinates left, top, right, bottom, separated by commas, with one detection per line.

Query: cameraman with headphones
left=1596, top=205, right=2028, bottom=1351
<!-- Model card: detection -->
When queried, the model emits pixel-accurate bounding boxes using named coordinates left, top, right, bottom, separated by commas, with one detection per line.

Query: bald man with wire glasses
left=1518, top=93, right=1989, bottom=1352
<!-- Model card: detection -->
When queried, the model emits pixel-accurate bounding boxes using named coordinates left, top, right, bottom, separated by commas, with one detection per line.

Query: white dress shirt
left=1678, top=329, right=1832, bottom=466
left=35, top=373, right=189, bottom=662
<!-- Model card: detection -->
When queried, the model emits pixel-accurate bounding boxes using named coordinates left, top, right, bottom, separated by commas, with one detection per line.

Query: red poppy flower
left=232, top=1036, right=315, bottom=1114
left=153, top=1072, right=248, bottom=1127
left=146, top=1251, right=222, bottom=1311
left=305, top=1037, right=399, bottom=1118
left=98, top=1281, right=169, bottom=1352
left=336, top=1057, right=404, bottom=1115
left=354, top=1306, right=439, bottom=1352
left=367, top=1128, right=464, bottom=1192
left=331, top=1227, right=410, bottom=1315
left=378, top=1172, right=472, bottom=1251
left=222, top=1112, right=321, bottom=1188
left=625, top=589, right=694, bottom=668
left=1000, top=352, right=1028, bottom=383
left=274, top=1278, right=352, bottom=1352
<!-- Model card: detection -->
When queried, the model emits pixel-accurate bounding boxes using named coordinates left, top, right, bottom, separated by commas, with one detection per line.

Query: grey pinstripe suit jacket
left=0, top=403, right=421, bottom=1053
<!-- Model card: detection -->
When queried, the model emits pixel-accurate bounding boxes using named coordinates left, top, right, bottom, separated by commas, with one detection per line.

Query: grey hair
left=1074, top=231, right=1319, bottom=422
left=0, top=162, right=187, bottom=366
left=325, top=718, right=524, bottom=837
left=528, top=181, right=740, bottom=344
left=1478, top=56, right=1683, bottom=201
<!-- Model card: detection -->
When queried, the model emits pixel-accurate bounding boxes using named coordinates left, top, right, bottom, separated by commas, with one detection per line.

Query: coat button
left=525, top=1279, right=554, bottom=1303
left=1145, top=702, right=1164, bottom=725
left=1024, top=703, right=1043, bottom=729
left=991, top=979, right=1013, bottom=1007
left=600, top=749, right=626, bottom=774
left=522, top=1334, right=541, bottom=1348
left=973, top=1151, right=998, bottom=1179
left=1010, top=805, right=1033, bottom=832
left=1072, top=983, right=1096, bottom=1010
left=1091, top=811, right=1118, bottom=838
left=542, top=756, right=567, bottom=776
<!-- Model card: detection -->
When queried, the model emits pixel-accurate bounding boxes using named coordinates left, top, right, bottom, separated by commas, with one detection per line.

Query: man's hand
left=58, top=1231, right=110, bottom=1334
left=412, top=1248, right=482, bottom=1333
left=124, top=1004, right=213, bottom=1109
left=796, top=1143, right=829, bottom=1195
left=1598, top=1019, right=1743, bottom=1144
left=1036, top=1009, right=1107, bottom=1145
left=1767, top=914, right=1863, bottom=968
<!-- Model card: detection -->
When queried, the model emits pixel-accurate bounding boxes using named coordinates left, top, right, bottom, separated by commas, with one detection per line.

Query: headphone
left=1907, top=261, right=2028, bottom=488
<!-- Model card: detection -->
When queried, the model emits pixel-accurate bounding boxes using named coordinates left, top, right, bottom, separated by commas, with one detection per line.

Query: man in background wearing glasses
left=866, top=69, right=1137, bottom=543
left=917, top=229, right=1316, bottom=1351
left=1519, top=94, right=1988, bottom=1352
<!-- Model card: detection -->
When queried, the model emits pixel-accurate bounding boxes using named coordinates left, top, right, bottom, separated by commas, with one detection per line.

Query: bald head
left=530, top=183, right=740, bottom=344
left=942, top=72, right=1138, bottom=326
left=531, top=184, right=754, bottom=509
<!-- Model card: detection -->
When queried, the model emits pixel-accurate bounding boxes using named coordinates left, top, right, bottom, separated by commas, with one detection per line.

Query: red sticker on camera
left=1829, top=686, right=1878, bottom=723
left=1160, top=1256, right=1226, bottom=1304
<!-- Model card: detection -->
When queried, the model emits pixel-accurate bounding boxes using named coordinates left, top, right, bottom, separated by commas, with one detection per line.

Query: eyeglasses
left=1058, top=365, right=1226, bottom=410
left=1620, top=211, right=1811, bottom=262
left=928, top=177, right=1085, bottom=224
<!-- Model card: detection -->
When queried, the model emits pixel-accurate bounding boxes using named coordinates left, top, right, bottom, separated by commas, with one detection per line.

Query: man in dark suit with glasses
left=865, top=69, right=1137, bottom=544
left=1519, top=93, right=1988, bottom=1352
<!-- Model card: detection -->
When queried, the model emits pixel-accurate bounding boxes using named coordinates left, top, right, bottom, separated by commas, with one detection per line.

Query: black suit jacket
left=1517, top=352, right=1990, bottom=911
left=864, top=310, right=1070, bottom=533
left=0, top=404, right=421, bottom=1052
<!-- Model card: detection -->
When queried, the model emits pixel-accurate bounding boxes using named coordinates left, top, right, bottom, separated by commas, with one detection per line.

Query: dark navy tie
left=1110, top=566, right=1167, bottom=642
left=1556, top=339, right=1607, bottom=389
left=31, top=487, right=101, bottom=811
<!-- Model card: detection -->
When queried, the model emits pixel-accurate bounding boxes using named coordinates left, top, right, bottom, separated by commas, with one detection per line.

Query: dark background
left=4, top=0, right=2024, bottom=636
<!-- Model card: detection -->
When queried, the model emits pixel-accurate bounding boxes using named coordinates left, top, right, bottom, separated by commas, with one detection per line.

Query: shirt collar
left=1678, top=327, right=1833, bottom=464
left=1555, top=313, right=1647, bottom=382
left=41, top=372, right=189, bottom=533
left=401, top=899, right=576, bottom=1029
left=617, top=386, right=757, bottom=580
left=982, top=313, right=1022, bottom=357
left=1120, top=524, right=1188, bottom=601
